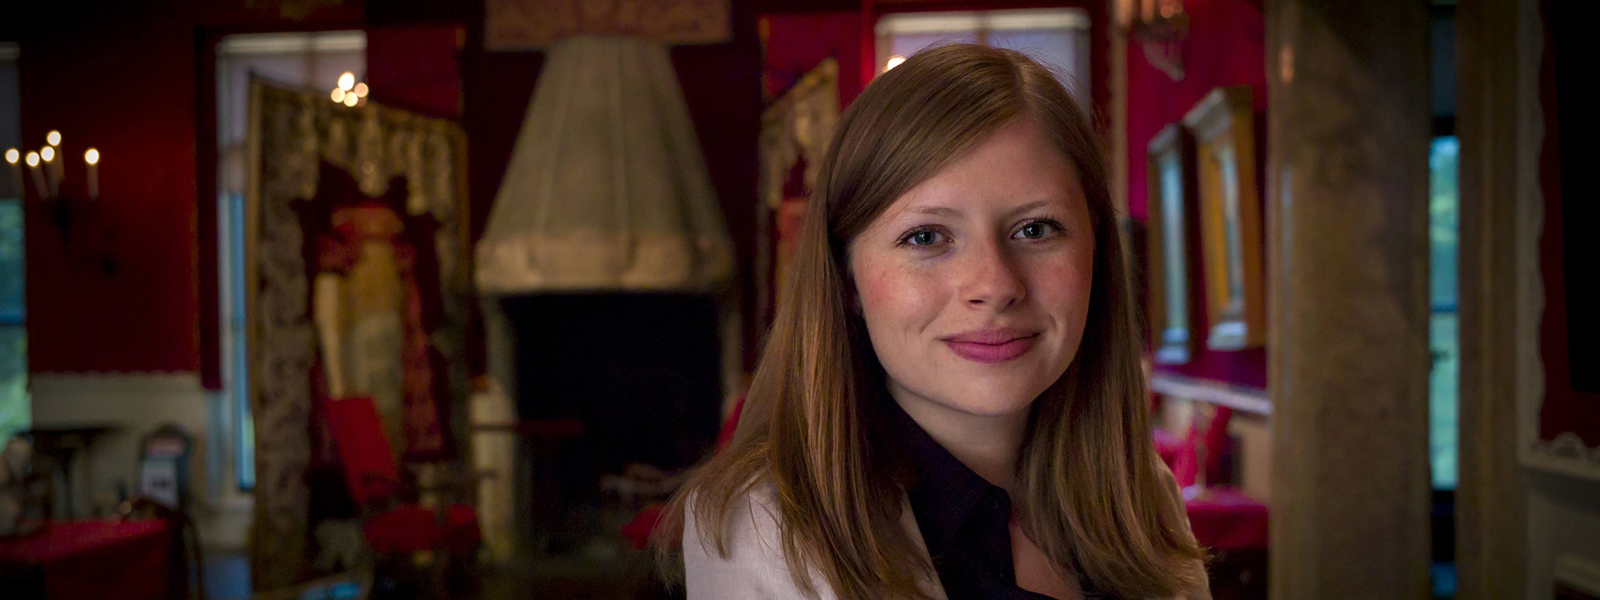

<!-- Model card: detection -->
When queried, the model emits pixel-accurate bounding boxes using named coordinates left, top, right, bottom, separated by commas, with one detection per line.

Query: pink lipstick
left=942, top=328, right=1039, bottom=364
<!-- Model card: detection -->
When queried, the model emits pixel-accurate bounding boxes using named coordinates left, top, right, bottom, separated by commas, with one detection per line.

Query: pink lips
left=942, top=328, right=1040, bottom=364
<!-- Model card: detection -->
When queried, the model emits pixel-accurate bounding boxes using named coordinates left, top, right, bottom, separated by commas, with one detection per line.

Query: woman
left=655, top=44, right=1209, bottom=599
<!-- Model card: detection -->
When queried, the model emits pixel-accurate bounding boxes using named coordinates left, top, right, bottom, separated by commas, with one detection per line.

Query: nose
left=959, top=238, right=1026, bottom=310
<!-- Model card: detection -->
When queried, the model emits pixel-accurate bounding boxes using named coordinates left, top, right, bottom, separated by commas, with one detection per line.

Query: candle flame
left=47, top=130, right=62, bottom=146
left=338, top=72, right=355, bottom=91
left=332, top=88, right=346, bottom=103
left=25, top=151, right=39, bottom=167
left=343, top=93, right=359, bottom=107
left=885, top=55, right=906, bottom=71
left=4, top=148, right=16, bottom=164
left=86, top=148, right=100, bottom=165
left=40, top=146, right=55, bottom=162
left=354, top=82, right=368, bottom=97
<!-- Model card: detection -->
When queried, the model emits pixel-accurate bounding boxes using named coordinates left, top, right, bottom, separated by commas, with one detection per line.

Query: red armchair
left=321, top=396, right=480, bottom=595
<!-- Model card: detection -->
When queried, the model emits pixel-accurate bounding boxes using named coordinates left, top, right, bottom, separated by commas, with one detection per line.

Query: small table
left=1185, top=487, right=1269, bottom=551
left=0, top=519, right=173, bottom=600
left=1186, top=488, right=1269, bottom=600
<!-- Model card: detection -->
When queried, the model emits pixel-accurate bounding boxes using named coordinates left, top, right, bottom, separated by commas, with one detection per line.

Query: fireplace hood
left=475, top=36, right=734, bottom=295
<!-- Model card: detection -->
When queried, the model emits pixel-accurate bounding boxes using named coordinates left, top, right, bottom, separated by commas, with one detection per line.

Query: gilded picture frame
left=1146, top=123, right=1201, bottom=364
left=1182, top=86, right=1265, bottom=350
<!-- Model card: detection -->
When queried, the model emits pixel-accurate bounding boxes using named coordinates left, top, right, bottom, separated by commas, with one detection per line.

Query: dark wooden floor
left=204, top=551, right=685, bottom=600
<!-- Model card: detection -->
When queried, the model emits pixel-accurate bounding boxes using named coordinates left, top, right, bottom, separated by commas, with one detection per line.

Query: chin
left=938, top=379, right=1048, bottom=417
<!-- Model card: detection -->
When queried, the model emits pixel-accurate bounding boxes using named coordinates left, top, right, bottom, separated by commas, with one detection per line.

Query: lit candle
left=4, top=148, right=21, bottom=198
left=85, top=148, right=99, bottom=200
left=44, top=131, right=65, bottom=196
left=25, top=151, right=47, bottom=198
left=41, top=145, right=60, bottom=197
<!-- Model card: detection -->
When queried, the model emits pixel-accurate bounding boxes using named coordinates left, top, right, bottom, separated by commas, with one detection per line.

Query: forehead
left=877, top=119, right=1084, bottom=222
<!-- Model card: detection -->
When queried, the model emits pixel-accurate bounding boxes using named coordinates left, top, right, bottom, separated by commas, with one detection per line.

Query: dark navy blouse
left=885, top=402, right=1111, bottom=600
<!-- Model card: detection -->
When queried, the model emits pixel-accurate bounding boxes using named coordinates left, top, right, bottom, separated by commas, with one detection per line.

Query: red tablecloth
left=0, top=519, right=172, bottom=600
left=1185, top=487, right=1269, bottom=552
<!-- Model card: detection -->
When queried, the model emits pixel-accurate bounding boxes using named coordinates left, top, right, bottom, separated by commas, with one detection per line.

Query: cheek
left=1043, top=254, right=1094, bottom=302
left=853, top=256, right=944, bottom=341
left=1037, top=249, right=1096, bottom=332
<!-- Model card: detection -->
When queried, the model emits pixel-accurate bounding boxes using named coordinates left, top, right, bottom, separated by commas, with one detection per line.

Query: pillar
left=1265, top=1, right=1434, bottom=597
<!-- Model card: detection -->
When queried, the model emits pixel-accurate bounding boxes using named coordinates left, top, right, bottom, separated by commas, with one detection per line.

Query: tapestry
left=485, top=0, right=730, bottom=49
left=245, top=80, right=472, bottom=589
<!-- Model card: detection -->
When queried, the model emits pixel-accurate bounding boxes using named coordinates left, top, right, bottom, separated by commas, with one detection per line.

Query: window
left=875, top=9, right=1092, bottom=113
left=1427, top=4, right=1458, bottom=494
left=1429, top=134, right=1458, bottom=491
left=1, top=43, right=27, bottom=439
left=216, top=32, right=365, bottom=489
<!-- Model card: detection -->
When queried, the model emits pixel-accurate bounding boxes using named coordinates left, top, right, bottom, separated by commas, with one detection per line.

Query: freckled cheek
left=1026, top=252, right=1095, bottom=321
left=854, top=262, right=946, bottom=340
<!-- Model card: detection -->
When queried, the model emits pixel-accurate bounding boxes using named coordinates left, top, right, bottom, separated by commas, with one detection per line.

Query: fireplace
left=501, top=292, right=721, bottom=554
left=470, top=35, right=739, bottom=577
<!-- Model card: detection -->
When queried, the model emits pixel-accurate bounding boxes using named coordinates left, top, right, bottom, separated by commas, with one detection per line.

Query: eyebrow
left=902, top=199, right=1058, bottom=220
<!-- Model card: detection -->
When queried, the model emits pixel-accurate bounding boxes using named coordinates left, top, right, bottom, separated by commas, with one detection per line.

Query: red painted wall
left=368, top=26, right=464, bottom=120
left=10, top=1, right=360, bottom=374
left=762, top=12, right=866, bottom=106
left=1126, top=0, right=1268, bottom=388
left=18, top=4, right=196, bottom=373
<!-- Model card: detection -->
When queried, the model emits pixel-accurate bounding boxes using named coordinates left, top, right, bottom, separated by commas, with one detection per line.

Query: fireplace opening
left=501, top=292, right=722, bottom=557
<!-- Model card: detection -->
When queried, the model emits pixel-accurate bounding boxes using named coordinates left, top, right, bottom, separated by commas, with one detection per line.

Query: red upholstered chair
left=1172, top=403, right=1235, bottom=490
left=321, top=396, right=480, bottom=594
left=1173, top=402, right=1268, bottom=600
left=1153, top=427, right=1185, bottom=470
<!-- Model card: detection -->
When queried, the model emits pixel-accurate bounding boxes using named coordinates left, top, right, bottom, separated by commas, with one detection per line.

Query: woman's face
left=849, top=118, right=1095, bottom=422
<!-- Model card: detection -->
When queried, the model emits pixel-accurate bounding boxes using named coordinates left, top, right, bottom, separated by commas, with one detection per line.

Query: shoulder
left=682, top=481, right=836, bottom=600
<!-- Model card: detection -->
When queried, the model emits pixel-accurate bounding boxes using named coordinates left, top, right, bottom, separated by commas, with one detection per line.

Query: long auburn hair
left=655, top=44, right=1203, bottom=599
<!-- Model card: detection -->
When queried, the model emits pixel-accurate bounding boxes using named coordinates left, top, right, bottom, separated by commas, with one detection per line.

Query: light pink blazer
left=682, top=482, right=1212, bottom=600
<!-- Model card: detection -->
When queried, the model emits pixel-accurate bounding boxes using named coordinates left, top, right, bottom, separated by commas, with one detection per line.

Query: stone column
left=1265, top=1, right=1433, bottom=598
left=474, top=298, right=521, bottom=560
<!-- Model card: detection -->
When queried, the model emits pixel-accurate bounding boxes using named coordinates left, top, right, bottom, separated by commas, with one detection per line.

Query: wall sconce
left=6, top=131, right=117, bottom=275
left=1121, top=0, right=1189, bottom=81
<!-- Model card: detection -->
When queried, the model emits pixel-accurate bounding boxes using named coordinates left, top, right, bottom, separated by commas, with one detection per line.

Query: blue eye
left=1014, top=220, right=1062, bottom=240
left=900, top=229, right=945, bottom=247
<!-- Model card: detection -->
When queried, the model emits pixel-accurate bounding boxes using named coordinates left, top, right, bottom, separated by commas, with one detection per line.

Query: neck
left=890, top=386, right=1031, bottom=492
